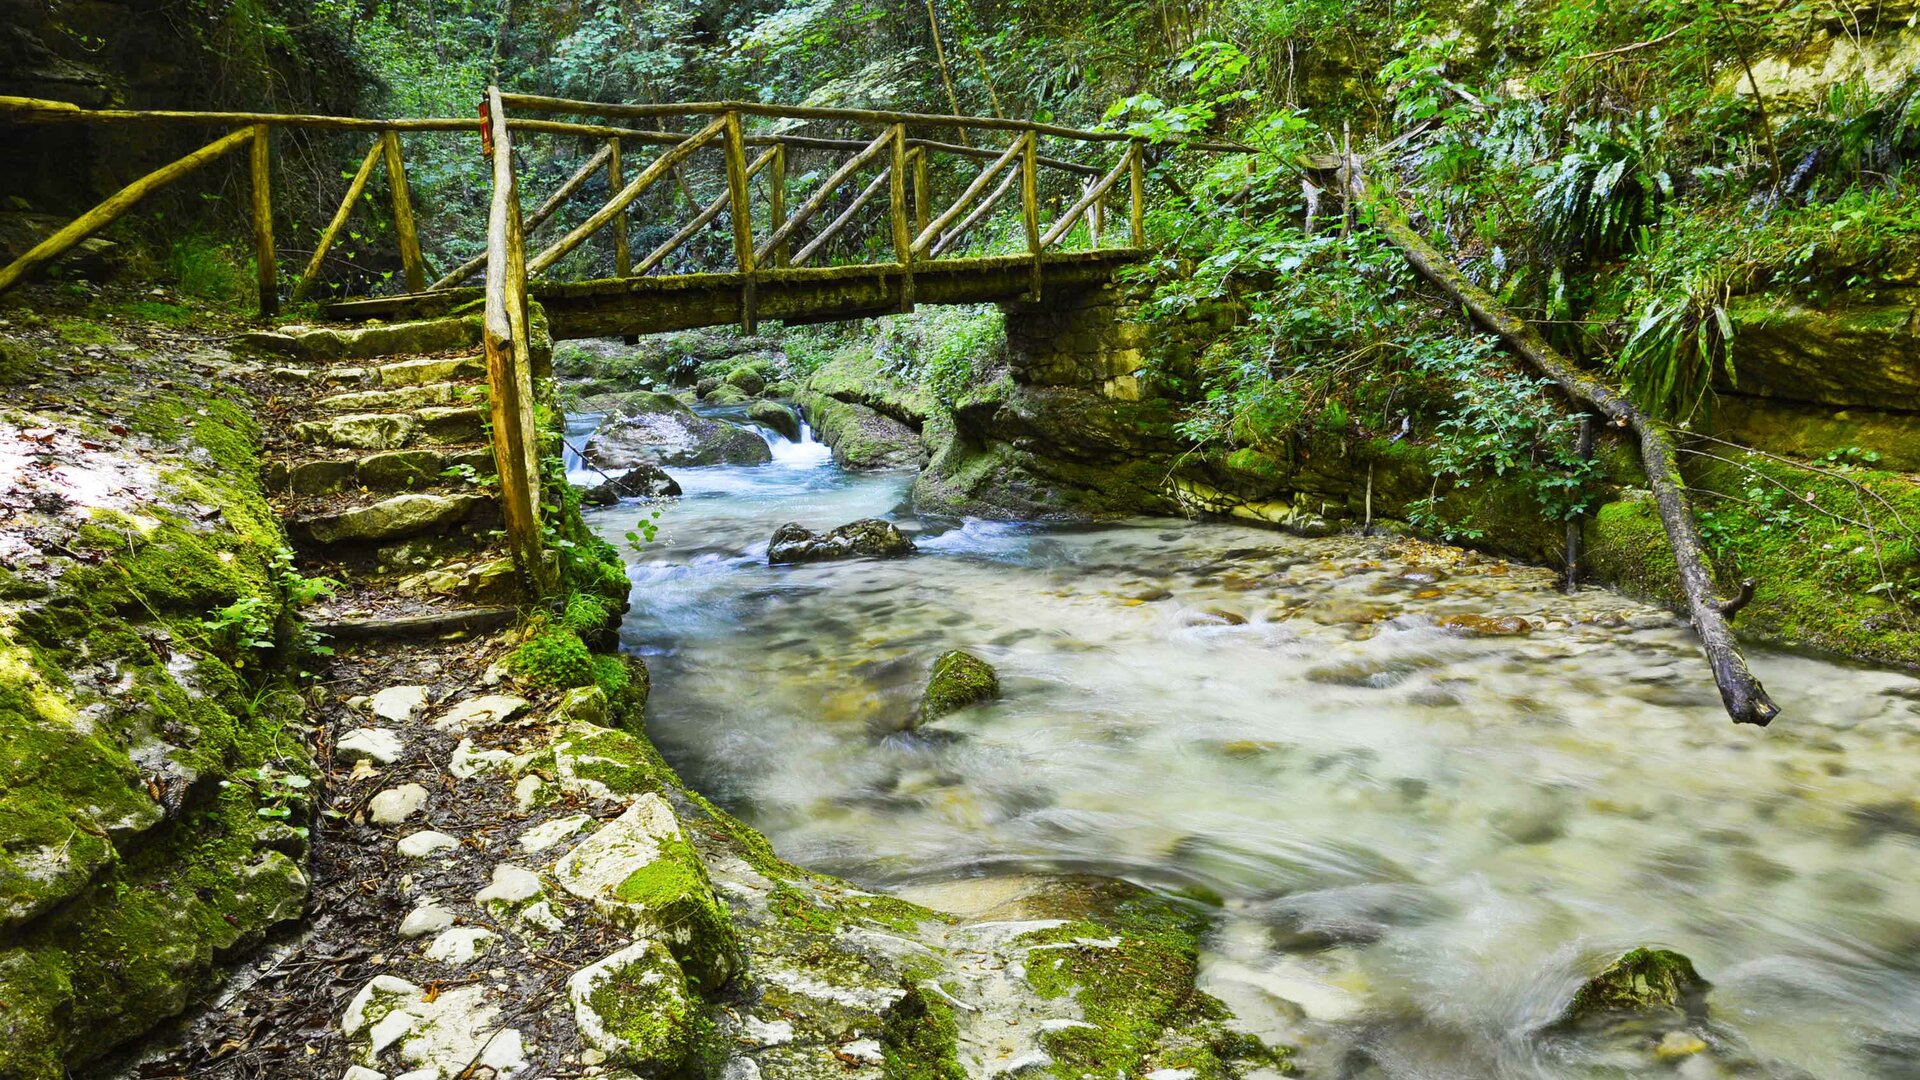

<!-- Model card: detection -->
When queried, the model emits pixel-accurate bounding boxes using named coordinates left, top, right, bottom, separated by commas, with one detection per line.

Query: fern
left=1532, top=111, right=1673, bottom=263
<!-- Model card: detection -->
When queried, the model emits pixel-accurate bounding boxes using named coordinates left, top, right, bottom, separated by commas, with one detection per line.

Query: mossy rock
left=1559, top=947, right=1709, bottom=1024
left=920, top=650, right=999, bottom=723
left=702, top=382, right=752, bottom=406
left=747, top=399, right=802, bottom=441
left=567, top=939, right=718, bottom=1077
left=797, top=392, right=926, bottom=470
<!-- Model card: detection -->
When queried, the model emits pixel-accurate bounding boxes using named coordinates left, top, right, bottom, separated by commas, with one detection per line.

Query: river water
left=582, top=420, right=1920, bottom=1080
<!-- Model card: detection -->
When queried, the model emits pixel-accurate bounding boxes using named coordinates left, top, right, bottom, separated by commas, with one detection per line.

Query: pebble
left=476, top=864, right=544, bottom=909
left=369, top=685, right=430, bottom=723
left=342, top=1068, right=385, bottom=1080
left=397, top=830, right=459, bottom=858
left=337, top=727, right=405, bottom=765
left=519, top=814, right=593, bottom=853
left=449, top=737, right=513, bottom=779
left=424, top=927, right=499, bottom=965
left=398, top=904, right=455, bottom=939
left=368, top=784, right=429, bottom=824
left=432, top=694, right=530, bottom=733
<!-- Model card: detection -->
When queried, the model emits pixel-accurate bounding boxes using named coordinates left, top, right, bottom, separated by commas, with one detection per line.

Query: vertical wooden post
left=482, top=86, right=556, bottom=597
left=1020, top=132, right=1041, bottom=300
left=911, top=146, right=930, bottom=238
left=722, top=109, right=757, bottom=333
left=249, top=124, right=276, bottom=317
left=608, top=137, right=630, bottom=278
left=382, top=129, right=427, bottom=292
left=889, top=123, right=913, bottom=311
left=1129, top=140, right=1146, bottom=248
left=1090, top=186, right=1106, bottom=248
left=769, top=143, right=789, bottom=269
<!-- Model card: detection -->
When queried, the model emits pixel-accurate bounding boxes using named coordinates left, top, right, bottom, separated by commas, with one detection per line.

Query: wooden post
left=1090, top=184, right=1105, bottom=248
left=1021, top=132, right=1041, bottom=299
left=481, top=86, right=556, bottom=597
left=293, top=139, right=382, bottom=303
left=382, top=129, right=427, bottom=292
left=912, top=146, right=930, bottom=237
left=249, top=124, right=277, bottom=317
left=722, top=109, right=757, bottom=333
left=769, top=143, right=788, bottom=269
left=1129, top=140, right=1145, bottom=248
left=609, top=137, right=630, bottom=278
left=889, top=123, right=913, bottom=311
left=0, top=127, right=253, bottom=296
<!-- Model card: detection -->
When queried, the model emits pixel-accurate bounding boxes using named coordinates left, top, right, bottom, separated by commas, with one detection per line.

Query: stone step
left=291, top=407, right=489, bottom=451
left=266, top=447, right=497, bottom=497
left=285, top=492, right=494, bottom=547
left=267, top=355, right=488, bottom=389
left=316, top=382, right=487, bottom=414
left=241, top=314, right=483, bottom=362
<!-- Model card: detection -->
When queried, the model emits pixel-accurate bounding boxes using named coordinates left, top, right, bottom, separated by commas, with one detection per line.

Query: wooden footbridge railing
left=0, top=89, right=1246, bottom=592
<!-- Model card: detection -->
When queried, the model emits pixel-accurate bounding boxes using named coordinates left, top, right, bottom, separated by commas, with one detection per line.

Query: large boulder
left=767, top=519, right=915, bottom=565
left=921, top=650, right=999, bottom=722
left=584, top=394, right=771, bottom=469
left=579, top=464, right=682, bottom=506
left=799, top=393, right=927, bottom=469
left=747, top=400, right=802, bottom=441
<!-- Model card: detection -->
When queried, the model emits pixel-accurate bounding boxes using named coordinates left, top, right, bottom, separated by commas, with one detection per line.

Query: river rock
left=747, top=399, right=802, bottom=441
left=397, top=830, right=458, bottom=859
left=921, top=650, right=1000, bottom=722
left=552, top=794, right=739, bottom=991
left=1558, top=948, right=1709, bottom=1025
left=703, top=382, right=752, bottom=406
left=569, top=939, right=710, bottom=1074
left=337, top=727, right=405, bottom=764
left=584, top=394, right=771, bottom=468
left=1437, top=613, right=1534, bottom=636
left=579, top=463, right=681, bottom=506
left=767, top=519, right=915, bottom=565
left=368, top=784, right=429, bottom=824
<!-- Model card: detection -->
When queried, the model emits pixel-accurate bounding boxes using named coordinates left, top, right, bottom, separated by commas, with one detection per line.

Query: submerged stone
left=579, top=463, right=682, bottom=506
left=1436, top=613, right=1534, bottom=636
left=1559, top=948, right=1709, bottom=1024
left=921, top=649, right=1000, bottom=722
left=766, top=518, right=914, bottom=564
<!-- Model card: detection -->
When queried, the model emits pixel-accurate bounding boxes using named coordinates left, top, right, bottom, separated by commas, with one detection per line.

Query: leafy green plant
left=1532, top=111, right=1673, bottom=264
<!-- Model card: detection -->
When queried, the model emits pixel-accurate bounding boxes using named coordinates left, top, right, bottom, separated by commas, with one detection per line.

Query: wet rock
left=584, top=396, right=772, bottom=468
left=1655, top=1030, right=1708, bottom=1060
left=1558, top=948, right=1710, bottom=1025
left=568, top=939, right=711, bottom=1074
left=704, top=382, right=752, bottom=406
left=1436, top=613, right=1534, bottom=636
left=921, top=650, right=1000, bottom=722
left=398, top=904, right=455, bottom=939
left=337, top=727, right=405, bottom=764
left=747, top=399, right=802, bottom=441
left=798, top=393, right=927, bottom=469
left=553, top=794, right=740, bottom=991
left=579, top=463, right=682, bottom=506
left=368, top=784, right=429, bottom=825
left=767, top=519, right=915, bottom=564
left=726, top=368, right=767, bottom=396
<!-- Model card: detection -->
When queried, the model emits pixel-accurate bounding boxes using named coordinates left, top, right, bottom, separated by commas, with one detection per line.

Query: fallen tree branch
left=1349, top=163, right=1780, bottom=726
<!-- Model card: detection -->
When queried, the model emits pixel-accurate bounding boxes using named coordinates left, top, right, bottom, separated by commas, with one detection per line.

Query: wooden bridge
left=0, top=88, right=1246, bottom=590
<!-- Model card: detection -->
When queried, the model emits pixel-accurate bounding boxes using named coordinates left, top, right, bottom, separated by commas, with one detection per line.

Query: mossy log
left=1360, top=175, right=1780, bottom=727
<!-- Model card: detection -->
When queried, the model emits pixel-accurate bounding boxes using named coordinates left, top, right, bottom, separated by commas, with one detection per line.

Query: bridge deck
left=325, top=249, right=1141, bottom=339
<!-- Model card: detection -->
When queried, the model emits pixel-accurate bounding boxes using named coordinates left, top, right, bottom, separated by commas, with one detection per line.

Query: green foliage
left=508, top=626, right=597, bottom=690
left=165, top=236, right=252, bottom=308
left=1531, top=111, right=1673, bottom=266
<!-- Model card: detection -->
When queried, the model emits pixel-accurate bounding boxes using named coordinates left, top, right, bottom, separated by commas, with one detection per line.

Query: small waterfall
left=765, top=420, right=832, bottom=469
left=563, top=413, right=603, bottom=485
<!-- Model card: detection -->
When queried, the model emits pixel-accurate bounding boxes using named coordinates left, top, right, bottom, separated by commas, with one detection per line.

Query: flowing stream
left=582, top=417, right=1920, bottom=1080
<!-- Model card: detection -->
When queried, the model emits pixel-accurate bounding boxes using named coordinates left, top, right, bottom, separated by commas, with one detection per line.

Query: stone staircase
left=247, top=316, right=525, bottom=636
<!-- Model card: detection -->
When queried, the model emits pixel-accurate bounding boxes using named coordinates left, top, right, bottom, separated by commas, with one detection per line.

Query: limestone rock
left=476, top=864, right=562, bottom=931
left=424, top=926, right=498, bottom=965
left=369, top=686, right=430, bottom=723
left=449, top=738, right=514, bottom=779
left=337, top=727, right=405, bottom=764
left=431, top=694, right=530, bottom=733
left=798, top=393, right=927, bottom=469
left=767, top=518, right=914, bottom=565
left=252, top=316, right=482, bottom=362
left=300, top=493, right=487, bottom=545
left=568, top=940, right=711, bottom=1074
left=552, top=794, right=739, bottom=991
left=368, top=784, right=429, bottom=825
left=579, top=463, right=682, bottom=506
left=293, top=413, right=419, bottom=451
left=921, top=649, right=1000, bottom=722
left=584, top=397, right=772, bottom=469
left=397, top=831, right=458, bottom=859
left=747, top=399, right=802, bottom=441
left=520, top=814, right=594, bottom=852
left=340, top=975, right=527, bottom=1077
left=398, top=904, right=455, bottom=939
left=1559, top=948, right=1709, bottom=1025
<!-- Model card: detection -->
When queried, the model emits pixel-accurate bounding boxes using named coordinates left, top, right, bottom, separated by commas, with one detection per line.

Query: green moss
left=1560, top=948, right=1708, bottom=1023
left=1017, top=896, right=1292, bottom=1078
left=508, top=628, right=596, bottom=690
left=582, top=940, right=718, bottom=1077
left=113, top=301, right=196, bottom=325
left=0, top=339, right=39, bottom=386
left=882, top=986, right=966, bottom=1080
left=921, top=650, right=999, bottom=722
left=50, top=318, right=115, bottom=346
left=610, top=830, right=739, bottom=992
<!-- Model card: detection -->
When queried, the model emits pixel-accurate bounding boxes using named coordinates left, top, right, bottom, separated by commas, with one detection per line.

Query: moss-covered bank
left=0, top=313, right=317, bottom=1079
